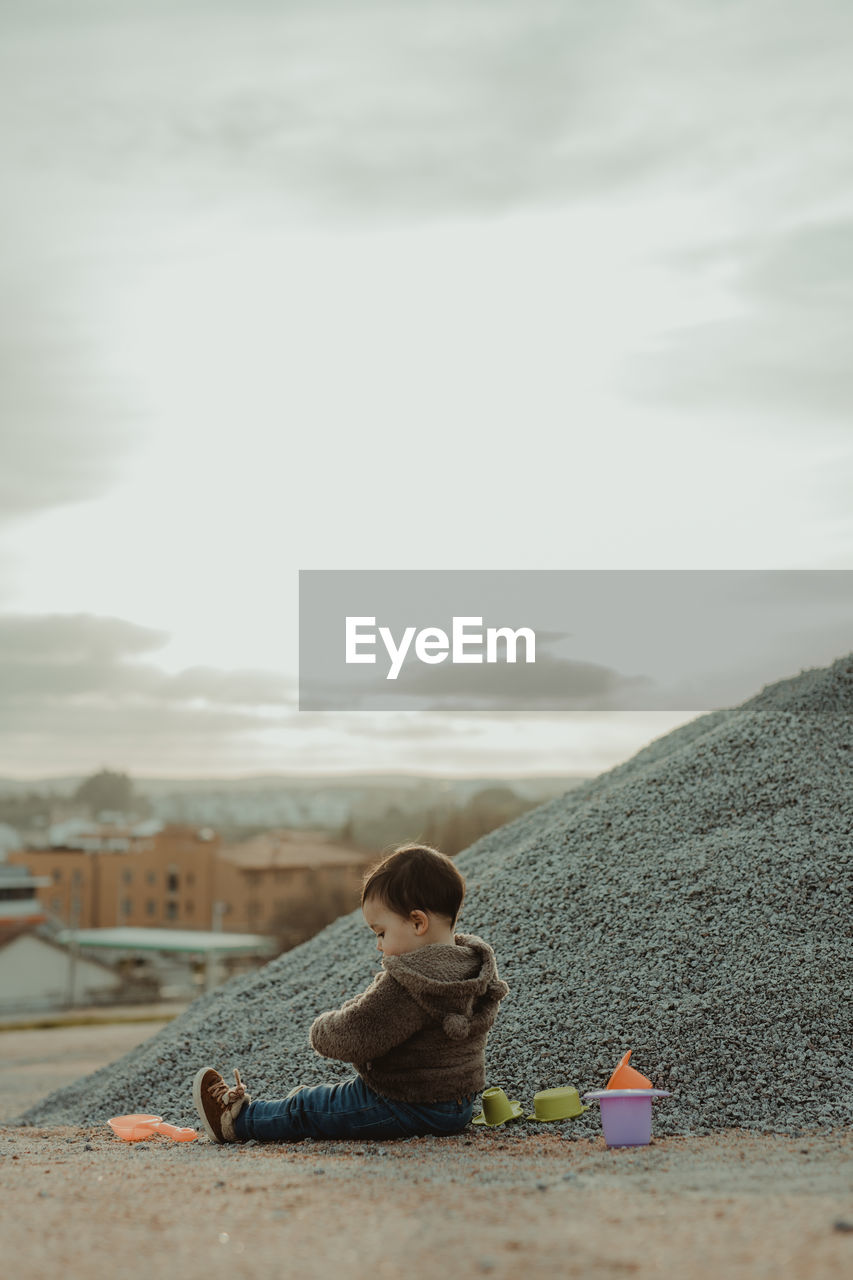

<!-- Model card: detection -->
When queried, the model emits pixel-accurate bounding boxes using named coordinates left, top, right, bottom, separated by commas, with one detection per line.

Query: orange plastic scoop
left=107, top=1114, right=197, bottom=1142
left=108, top=1114, right=162, bottom=1141
left=607, top=1050, right=653, bottom=1090
left=153, top=1121, right=197, bottom=1142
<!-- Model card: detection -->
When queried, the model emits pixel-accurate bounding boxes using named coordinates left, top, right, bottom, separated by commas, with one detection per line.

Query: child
left=192, top=842, right=509, bottom=1143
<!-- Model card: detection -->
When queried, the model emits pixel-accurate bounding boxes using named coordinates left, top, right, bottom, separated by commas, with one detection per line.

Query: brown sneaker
left=192, top=1066, right=251, bottom=1144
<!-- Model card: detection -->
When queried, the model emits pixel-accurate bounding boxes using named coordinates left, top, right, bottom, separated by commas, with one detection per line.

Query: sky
left=0, top=0, right=851, bottom=779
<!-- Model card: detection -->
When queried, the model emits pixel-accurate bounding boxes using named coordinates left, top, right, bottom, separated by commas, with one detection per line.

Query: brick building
left=8, top=823, right=374, bottom=947
left=217, top=830, right=372, bottom=946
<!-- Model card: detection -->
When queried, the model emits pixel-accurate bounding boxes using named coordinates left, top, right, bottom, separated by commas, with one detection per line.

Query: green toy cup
left=526, top=1087, right=589, bottom=1122
left=472, top=1087, right=524, bottom=1126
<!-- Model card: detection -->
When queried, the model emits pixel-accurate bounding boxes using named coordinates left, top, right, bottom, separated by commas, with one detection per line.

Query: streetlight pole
left=206, top=900, right=225, bottom=992
left=65, top=895, right=80, bottom=1007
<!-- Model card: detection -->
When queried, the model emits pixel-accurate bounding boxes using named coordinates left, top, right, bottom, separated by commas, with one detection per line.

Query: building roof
left=220, top=829, right=372, bottom=870
left=55, top=927, right=276, bottom=954
left=0, top=926, right=117, bottom=972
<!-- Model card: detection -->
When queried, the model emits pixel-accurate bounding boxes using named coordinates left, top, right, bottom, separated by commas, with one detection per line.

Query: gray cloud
left=3, top=1, right=851, bottom=527
left=0, top=279, right=141, bottom=524
left=336, top=715, right=484, bottom=741
left=0, top=611, right=303, bottom=773
left=0, top=1, right=652, bottom=526
left=302, top=652, right=655, bottom=712
left=0, top=613, right=167, bottom=662
left=0, top=613, right=295, bottom=710
left=390, top=651, right=652, bottom=708
left=0, top=3, right=680, bottom=226
left=13, top=1, right=849, bottom=234
left=0, top=699, right=267, bottom=741
left=622, top=216, right=853, bottom=424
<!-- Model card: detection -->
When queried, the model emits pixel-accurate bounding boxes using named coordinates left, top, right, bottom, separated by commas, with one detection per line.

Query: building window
left=187, top=872, right=195, bottom=887
left=53, top=869, right=62, bottom=883
left=122, top=868, right=133, bottom=885
left=185, top=900, right=194, bottom=915
left=146, top=870, right=156, bottom=885
left=166, top=901, right=178, bottom=920
left=121, top=898, right=132, bottom=918
left=72, top=869, right=83, bottom=885
left=167, top=872, right=179, bottom=892
left=146, top=900, right=156, bottom=917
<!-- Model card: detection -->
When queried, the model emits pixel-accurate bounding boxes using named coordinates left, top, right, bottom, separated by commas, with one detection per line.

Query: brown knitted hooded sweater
left=308, top=933, right=509, bottom=1103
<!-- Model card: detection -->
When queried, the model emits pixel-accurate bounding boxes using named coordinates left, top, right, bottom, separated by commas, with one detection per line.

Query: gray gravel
left=15, top=653, right=852, bottom=1137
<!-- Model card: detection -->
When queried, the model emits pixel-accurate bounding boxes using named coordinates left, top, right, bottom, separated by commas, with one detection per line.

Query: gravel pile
left=16, top=654, right=852, bottom=1136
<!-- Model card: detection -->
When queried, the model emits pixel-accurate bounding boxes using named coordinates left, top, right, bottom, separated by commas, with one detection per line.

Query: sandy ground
left=2, top=1017, right=852, bottom=1280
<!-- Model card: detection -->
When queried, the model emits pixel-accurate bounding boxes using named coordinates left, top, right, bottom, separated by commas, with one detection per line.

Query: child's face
left=362, top=897, right=426, bottom=957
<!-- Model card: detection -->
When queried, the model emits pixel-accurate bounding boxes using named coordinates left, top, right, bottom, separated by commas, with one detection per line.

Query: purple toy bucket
left=581, top=1089, right=672, bottom=1147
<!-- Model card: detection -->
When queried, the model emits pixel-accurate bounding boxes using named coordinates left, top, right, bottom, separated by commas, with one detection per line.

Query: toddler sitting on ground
left=192, top=843, right=509, bottom=1143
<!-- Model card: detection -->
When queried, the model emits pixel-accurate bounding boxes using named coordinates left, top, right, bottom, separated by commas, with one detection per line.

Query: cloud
left=0, top=1, right=668, bottom=527
left=301, top=651, right=655, bottom=712
left=0, top=613, right=296, bottom=755
left=392, top=651, right=652, bottom=707
left=0, top=612, right=654, bottom=778
left=622, top=216, right=853, bottom=425
left=335, top=715, right=484, bottom=741
left=0, top=3, right=677, bottom=222
left=0, top=613, right=167, bottom=662
left=12, top=0, right=826, bottom=234
left=0, top=268, right=144, bottom=525
left=4, top=1, right=851, bottom=530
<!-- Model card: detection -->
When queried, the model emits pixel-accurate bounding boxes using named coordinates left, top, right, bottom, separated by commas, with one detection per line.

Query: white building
left=0, top=930, right=122, bottom=1013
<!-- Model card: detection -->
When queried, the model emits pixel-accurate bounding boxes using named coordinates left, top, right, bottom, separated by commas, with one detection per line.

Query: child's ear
left=410, top=909, right=429, bottom=934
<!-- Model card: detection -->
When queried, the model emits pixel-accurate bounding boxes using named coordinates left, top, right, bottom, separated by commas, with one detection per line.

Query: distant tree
left=341, top=785, right=539, bottom=858
left=270, top=869, right=361, bottom=952
left=419, top=787, right=531, bottom=856
left=74, top=768, right=136, bottom=818
left=0, top=789, right=50, bottom=828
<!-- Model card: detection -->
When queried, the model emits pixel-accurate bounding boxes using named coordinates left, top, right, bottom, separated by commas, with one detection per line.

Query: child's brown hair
left=361, top=843, right=465, bottom=924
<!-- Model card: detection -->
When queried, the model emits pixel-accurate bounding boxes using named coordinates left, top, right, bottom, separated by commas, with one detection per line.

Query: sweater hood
left=381, top=932, right=509, bottom=1041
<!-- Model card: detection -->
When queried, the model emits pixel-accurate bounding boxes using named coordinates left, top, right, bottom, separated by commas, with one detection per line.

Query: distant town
left=0, top=769, right=583, bottom=1016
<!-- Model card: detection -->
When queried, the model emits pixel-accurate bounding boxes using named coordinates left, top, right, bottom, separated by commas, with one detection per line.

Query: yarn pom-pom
left=443, top=1013, right=470, bottom=1040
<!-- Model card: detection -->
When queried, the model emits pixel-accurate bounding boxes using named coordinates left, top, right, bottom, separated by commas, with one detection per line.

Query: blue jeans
left=232, top=1073, right=475, bottom=1143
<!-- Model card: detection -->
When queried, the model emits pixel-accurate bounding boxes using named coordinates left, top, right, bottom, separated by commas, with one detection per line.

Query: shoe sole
left=192, top=1066, right=223, bottom=1144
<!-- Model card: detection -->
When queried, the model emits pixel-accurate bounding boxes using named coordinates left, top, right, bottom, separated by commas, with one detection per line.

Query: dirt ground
left=2, top=1017, right=852, bottom=1280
